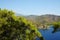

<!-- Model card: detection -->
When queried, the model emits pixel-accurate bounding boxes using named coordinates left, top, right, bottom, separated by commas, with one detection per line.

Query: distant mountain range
left=16, top=14, right=60, bottom=25
left=25, top=14, right=60, bottom=25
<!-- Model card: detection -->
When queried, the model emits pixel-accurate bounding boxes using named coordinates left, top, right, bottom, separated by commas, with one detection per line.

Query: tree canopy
left=0, top=9, right=44, bottom=40
left=52, top=22, right=60, bottom=33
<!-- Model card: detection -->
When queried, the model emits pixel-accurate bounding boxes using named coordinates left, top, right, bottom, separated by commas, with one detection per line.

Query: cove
left=36, top=26, right=60, bottom=40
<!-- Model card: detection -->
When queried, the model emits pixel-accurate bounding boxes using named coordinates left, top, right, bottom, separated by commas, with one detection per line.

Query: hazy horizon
left=0, top=0, right=60, bottom=15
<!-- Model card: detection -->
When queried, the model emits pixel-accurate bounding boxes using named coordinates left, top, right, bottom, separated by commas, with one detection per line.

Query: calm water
left=36, top=27, right=60, bottom=40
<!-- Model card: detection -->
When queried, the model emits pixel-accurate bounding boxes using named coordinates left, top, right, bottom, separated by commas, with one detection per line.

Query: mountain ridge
left=25, top=14, right=60, bottom=25
left=16, top=14, right=60, bottom=26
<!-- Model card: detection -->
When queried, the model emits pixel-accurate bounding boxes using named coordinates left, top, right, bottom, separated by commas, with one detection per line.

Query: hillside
left=25, top=14, right=60, bottom=26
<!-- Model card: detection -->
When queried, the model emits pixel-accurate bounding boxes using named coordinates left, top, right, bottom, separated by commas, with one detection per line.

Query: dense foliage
left=52, top=22, right=60, bottom=33
left=0, top=9, right=44, bottom=40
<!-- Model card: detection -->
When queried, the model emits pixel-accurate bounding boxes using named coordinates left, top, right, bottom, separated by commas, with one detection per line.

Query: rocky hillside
left=16, top=14, right=60, bottom=26
left=25, top=14, right=60, bottom=25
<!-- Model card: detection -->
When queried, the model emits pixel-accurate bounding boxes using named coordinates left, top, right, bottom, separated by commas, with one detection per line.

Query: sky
left=0, top=0, right=60, bottom=15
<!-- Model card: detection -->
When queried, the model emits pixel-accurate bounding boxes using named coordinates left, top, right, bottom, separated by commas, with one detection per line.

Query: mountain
left=16, top=14, right=60, bottom=27
left=25, top=14, right=60, bottom=26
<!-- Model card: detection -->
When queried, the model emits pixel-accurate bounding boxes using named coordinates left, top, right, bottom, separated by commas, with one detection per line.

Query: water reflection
left=36, top=27, right=60, bottom=40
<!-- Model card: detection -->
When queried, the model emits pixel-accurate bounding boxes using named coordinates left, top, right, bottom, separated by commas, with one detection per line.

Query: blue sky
left=0, top=0, right=60, bottom=15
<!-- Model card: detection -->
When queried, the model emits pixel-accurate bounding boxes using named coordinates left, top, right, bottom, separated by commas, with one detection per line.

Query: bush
left=0, top=9, right=44, bottom=40
left=52, top=22, right=60, bottom=33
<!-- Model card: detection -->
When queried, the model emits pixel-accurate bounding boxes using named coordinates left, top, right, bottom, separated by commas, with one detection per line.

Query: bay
left=36, top=26, right=60, bottom=40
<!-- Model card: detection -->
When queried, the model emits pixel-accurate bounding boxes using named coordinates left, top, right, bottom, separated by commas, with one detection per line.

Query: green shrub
left=0, top=9, right=44, bottom=40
